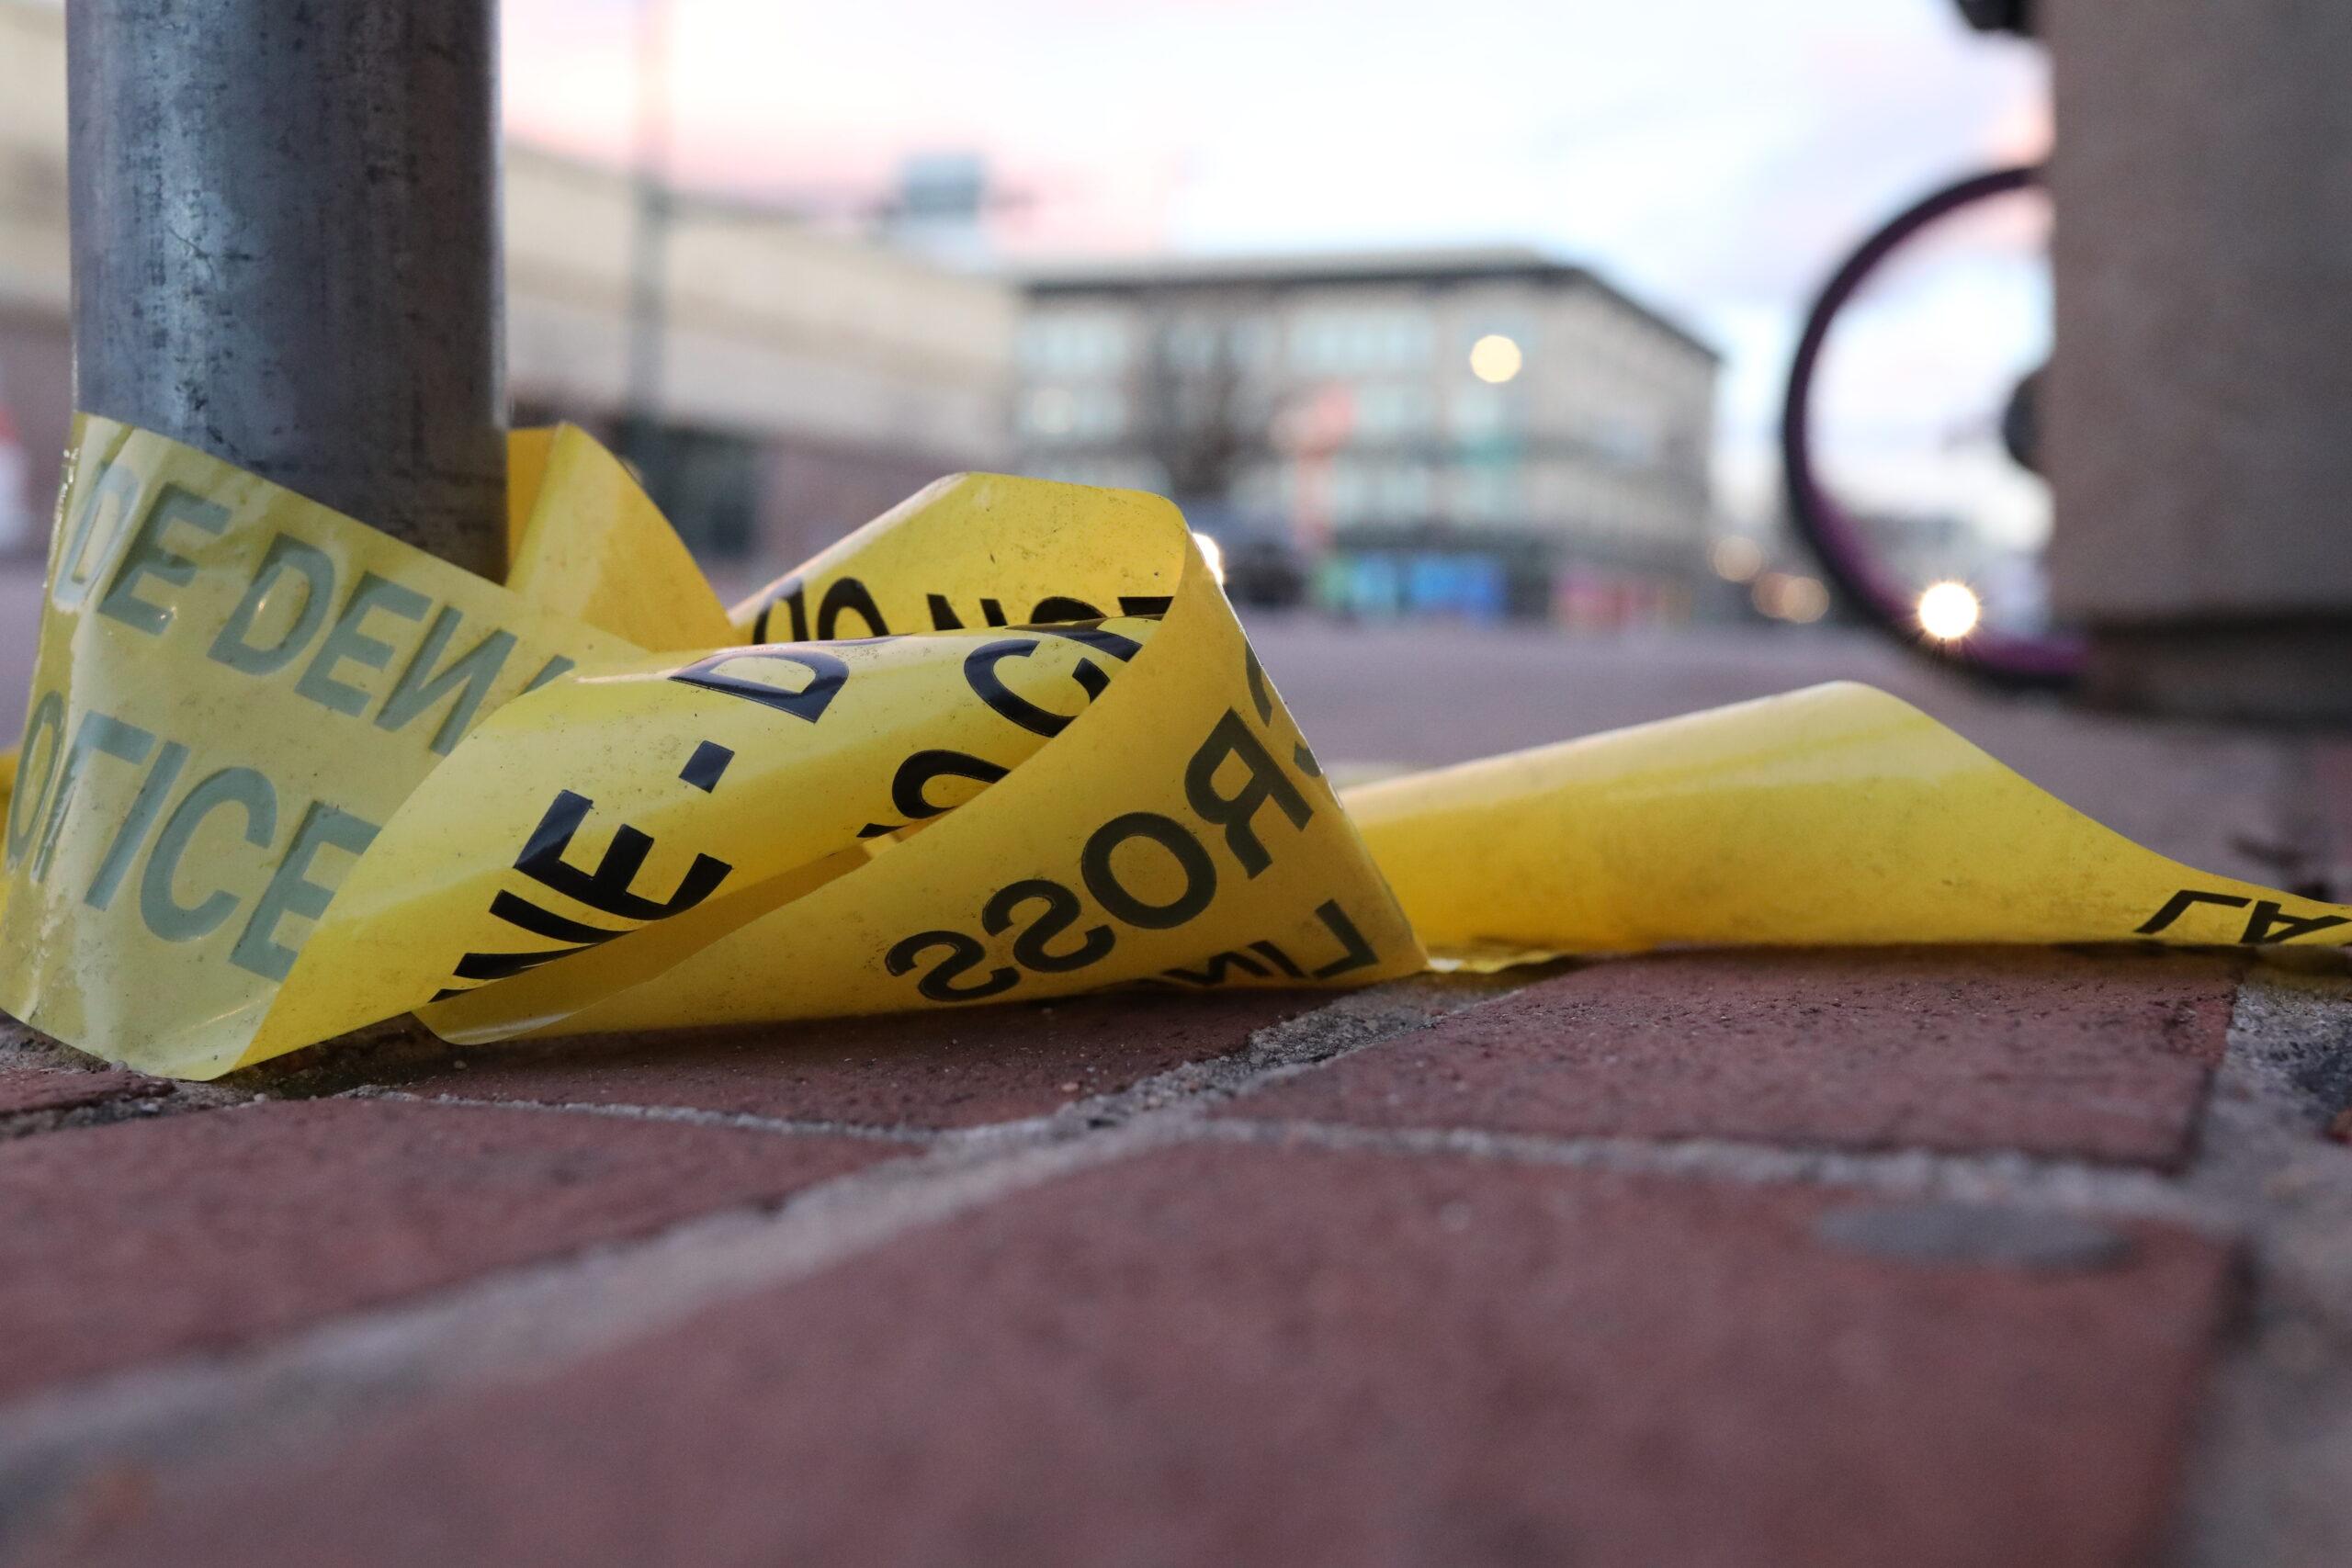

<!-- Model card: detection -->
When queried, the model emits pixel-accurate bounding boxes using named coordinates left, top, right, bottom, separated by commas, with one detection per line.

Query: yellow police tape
left=3, top=415, right=2347, bottom=1081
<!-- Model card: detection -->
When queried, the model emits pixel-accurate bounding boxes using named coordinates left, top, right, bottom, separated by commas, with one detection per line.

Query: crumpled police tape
left=3, top=415, right=2348, bottom=1081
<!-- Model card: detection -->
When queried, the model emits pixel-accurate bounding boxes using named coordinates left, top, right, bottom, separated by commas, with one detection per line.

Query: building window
left=1328, top=457, right=1374, bottom=525
left=1074, top=388, right=1126, bottom=439
left=1352, top=382, right=1436, bottom=440
left=1376, top=460, right=1434, bottom=521
left=1018, top=383, right=1124, bottom=443
left=1291, top=307, right=1437, bottom=376
left=1229, top=316, right=1277, bottom=368
left=1590, top=412, right=1660, bottom=468
left=1020, top=387, right=1077, bottom=439
left=1453, top=463, right=1522, bottom=525
left=632, top=425, right=759, bottom=561
left=1164, top=315, right=1221, bottom=372
left=1450, top=384, right=1517, bottom=441
left=1020, top=314, right=1129, bottom=376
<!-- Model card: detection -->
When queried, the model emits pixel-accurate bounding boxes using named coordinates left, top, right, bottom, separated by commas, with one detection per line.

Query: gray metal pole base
left=2046, top=0, right=2352, bottom=726
left=67, top=0, right=507, bottom=580
left=2083, top=621, right=2352, bottom=728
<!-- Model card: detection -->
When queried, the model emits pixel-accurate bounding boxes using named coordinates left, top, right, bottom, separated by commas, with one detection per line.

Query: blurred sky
left=508, top=0, right=2051, bottom=526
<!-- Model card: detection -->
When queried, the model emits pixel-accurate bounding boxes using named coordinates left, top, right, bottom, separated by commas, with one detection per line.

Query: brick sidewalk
left=6, top=931, right=2352, bottom=1565
left=6, top=597, right=2352, bottom=1562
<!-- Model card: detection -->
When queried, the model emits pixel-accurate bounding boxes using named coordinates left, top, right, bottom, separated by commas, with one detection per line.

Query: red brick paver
left=0, top=1065, right=163, bottom=1119
left=34, top=1143, right=2234, bottom=1568
left=1223, top=949, right=2241, bottom=1168
left=384, top=992, right=1325, bottom=1130
left=0, top=1099, right=893, bottom=1403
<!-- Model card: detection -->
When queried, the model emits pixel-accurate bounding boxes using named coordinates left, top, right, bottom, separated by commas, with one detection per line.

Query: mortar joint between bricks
left=1180, top=1115, right=2236, bottom=1229
left=2150, top=964, right=2352, bottom=1566
left=343, top=1088, right=940, bottom=1146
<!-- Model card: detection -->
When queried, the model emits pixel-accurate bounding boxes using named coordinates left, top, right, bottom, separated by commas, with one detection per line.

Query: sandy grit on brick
left=382, top=990, right=1329, bottom=1129
left=0, top=1064, right=164, bottom=1119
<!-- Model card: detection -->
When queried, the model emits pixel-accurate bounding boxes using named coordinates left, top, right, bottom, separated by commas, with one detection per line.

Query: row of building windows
left=1232, top=457, right=1678, bottom=529
left=1018, top=385, right=1126, bottom=440
left=1018, top=449, right=1690, bottom=542
left=1017, top=379, right=1521, bottom=444
left=1019, top=315, right=1129, bottom=377
left=1287, top=308, right=1436, bottom=376
left=1018, top=378, right=1691, bottom=469
left=1018, top=309, right=1553, bottom=385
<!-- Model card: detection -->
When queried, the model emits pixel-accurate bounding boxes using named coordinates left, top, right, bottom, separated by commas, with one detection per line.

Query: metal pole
left=623, top=0, right=673, bottom=495
left=627, top=0, right=672, bottom=422
left=66, top=0, right=508, bottom=580
left=2044, top=0, right=2352, bottom=722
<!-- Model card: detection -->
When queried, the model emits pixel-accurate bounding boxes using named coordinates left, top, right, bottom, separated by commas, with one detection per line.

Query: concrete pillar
left=2044, top=0, right=2352, bottom=722
left=66, top=0, right=507, bottom=579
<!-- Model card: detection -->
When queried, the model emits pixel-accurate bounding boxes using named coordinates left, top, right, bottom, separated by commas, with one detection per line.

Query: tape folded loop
left=2, top=417, right=2344, bottom=1080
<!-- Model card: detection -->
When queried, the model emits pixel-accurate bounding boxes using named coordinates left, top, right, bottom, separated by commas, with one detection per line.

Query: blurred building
left=0, top=0, right=1013, bottom=570
left=1015, top=250, right=1718, bottom=624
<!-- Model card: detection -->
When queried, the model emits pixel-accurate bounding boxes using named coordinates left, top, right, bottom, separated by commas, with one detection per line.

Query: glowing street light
left=1917, top=581, right=1983, bottom=641
left=1468, top=333, right=1522, bottom=384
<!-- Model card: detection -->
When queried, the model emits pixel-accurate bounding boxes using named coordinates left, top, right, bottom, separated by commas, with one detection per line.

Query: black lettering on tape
left=1038, top=623, right=1145, bottom=661
left=435, top=883, right=666, bottom=1003
left=2134, top=889, right=2252, bottom=936
left=751, top=580, right=808, bottom=643
left=1243, top=644, right=1275, bottom=725
left=485, top=888, right=629, bottom=946
left=1029, top=594, right=1102, bottom=624
left=1250, top=940, right=1305, bottom=978
left=1163, top=950, right=1272, bottom=987
left=963, top=638, right=1108, bottom=739
left=444, top=892, right=629, bottom=988
left=1239, top=645, right=1321, bottom=777
left=885, top=930, right=1019, bottom=1002
left=926, top=593, right=1009, bottom=631
left=817, top=578, right=888, bottom=638
left=514, top=789, right=733, bottom=922
left=2239, top=899, right=2350, bottom=945
left=678, top=740, right=734, bottom=794
left=1306, top=898, right=1378, bottom=980
left=891, top=750, right=1010, bottom=820
left=1184, top=709, right=1312, bottom=878
left=669, top=647, right=850, bottom=725
left=982, top=878, right=1114, bottom=973
left=1080, top=812, right=1216, bottom=930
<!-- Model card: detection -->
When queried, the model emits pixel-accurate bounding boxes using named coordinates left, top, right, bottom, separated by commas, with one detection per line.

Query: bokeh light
left=1917, top=580, right=1983, bottom=640
left=1468, top=333, right=1522, bottom=385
